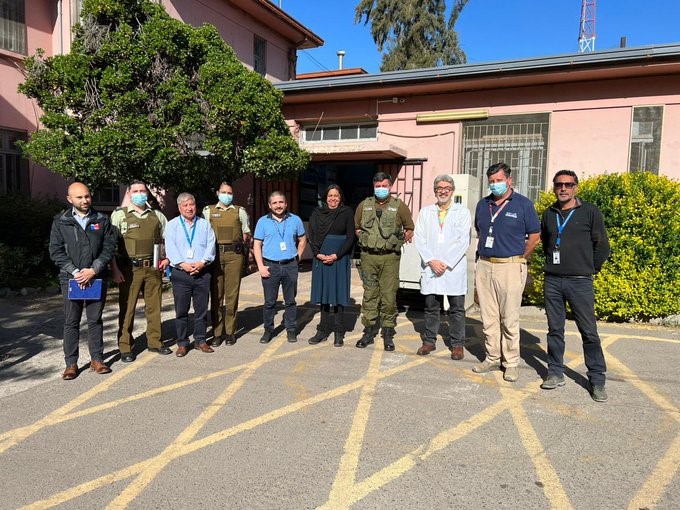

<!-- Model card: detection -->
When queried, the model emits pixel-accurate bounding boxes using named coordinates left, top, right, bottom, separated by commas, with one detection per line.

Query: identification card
left=553, top=251, right=561, bottom=264
left=485, top=236, right=494, bottom=248
left=280, top=241, right=287, bottom=251
left=186, top=248, right=194, bottom=258
left=437, top=232, right=445, bottom=243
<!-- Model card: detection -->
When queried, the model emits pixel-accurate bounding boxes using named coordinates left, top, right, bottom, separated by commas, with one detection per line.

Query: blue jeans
left=261, top=262, right=298, bottom=332
left=423, top=294, right=466, bottom=348
left=61, top=281, right=108, bottom=366
left=171, top=269, right=211, bottom=347
left=544, top=274, right=607, bottom=386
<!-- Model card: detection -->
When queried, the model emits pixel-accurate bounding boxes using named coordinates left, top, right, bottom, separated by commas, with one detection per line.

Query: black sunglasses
left=554, top=182, right=577, bottom=189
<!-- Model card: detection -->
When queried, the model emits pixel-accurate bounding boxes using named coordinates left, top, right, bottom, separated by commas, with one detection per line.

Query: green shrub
left=0, top=194, right=64, bottom=289
left=526, top=172, right=680, bottom=322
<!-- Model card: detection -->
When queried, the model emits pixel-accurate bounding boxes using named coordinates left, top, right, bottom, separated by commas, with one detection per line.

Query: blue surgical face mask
left=130, top=193, right=148, bottom=207
left=489, top=182, right=508, bottom=197
left=218, top=193, right=233, bottom=206
left=374, top=187, right=390, bottom=200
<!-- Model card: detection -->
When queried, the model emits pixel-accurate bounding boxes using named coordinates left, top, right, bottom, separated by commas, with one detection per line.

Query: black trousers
left=171, top=269, right=211, bottom=347
left=60, top=281, right=108, bottom=366
left=423, top=294, right=466, bottom=348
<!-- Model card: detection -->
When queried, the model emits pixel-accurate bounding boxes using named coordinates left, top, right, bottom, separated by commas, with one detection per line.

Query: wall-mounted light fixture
left=416, top=109, right=489, bottom=123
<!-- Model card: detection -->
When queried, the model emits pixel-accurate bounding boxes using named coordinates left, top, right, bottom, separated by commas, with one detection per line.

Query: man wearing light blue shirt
left=166, top=192, right=216, bottom=357
left=253, top=191, right=306, bottom=344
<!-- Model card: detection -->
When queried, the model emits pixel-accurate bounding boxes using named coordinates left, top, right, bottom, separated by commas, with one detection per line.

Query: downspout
left=57, top=0, right=63, bottom=54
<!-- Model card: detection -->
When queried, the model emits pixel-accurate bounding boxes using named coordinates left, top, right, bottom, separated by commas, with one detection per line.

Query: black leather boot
left=382, top=327, right=396, bottom=352
left=356, top=325, right=377, bottom=348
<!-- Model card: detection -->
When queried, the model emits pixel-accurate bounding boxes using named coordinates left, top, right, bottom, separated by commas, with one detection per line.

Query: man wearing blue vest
left=473, top=163, right=540, bottom=382
left=540, top=170, right=610, bottom=402
left=253, top=191, right=307, bottom=344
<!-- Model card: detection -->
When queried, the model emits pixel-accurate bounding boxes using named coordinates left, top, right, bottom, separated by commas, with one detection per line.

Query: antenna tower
left=578, top=0, right=596, bottom=52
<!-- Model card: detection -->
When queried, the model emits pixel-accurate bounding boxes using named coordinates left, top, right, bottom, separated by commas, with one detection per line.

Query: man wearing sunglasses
left=540, top=170, right=610, bottom=402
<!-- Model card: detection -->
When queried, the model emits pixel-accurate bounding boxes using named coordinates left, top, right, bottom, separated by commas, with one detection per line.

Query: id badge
left=553, top=251, right=561, bottom=264
left=280, top=241, right=287, bottom=251
left=437, top=232, right=445, bottom=243
left=485, top=236, right=494, bottom=249
left=186, top=248, right=194, bottom=258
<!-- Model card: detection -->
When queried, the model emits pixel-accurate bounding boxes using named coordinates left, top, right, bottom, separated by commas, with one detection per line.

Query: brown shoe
left=416, top=343, right=436, bottom=356
left=175, top=345, right=189, bottom=357
left=90, top=360, right=111, bottom=374
left=62, top=364, right=78, bottom=380
left=196, top=342, right=214, bottom=353
left=450, top=346, right=465, bottom=360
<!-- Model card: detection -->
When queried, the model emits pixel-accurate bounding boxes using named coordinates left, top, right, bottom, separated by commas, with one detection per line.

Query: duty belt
left=479, top=256, right=526, bottom=263
left=131, top=257, right=153, bottom=268
left=361, top=248, right=400, bottom=255
left=218, top=243, right=241, bottom=253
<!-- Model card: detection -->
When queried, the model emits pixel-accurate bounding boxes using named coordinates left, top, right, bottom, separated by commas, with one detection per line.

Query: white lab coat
left=414, top=202, right=471, bottom=296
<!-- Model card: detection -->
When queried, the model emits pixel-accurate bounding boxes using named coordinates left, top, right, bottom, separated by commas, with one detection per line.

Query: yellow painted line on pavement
left=106, top=337, right=284, bottom=509
left=0, top=354, right=155, bottom=454
left=501, top=384, right=574, bottom=509
left=22, top=352, right=441, bottom=509
left=323, top=345, right=384, bottom=509
left=600, top=346, right=680, bottom=510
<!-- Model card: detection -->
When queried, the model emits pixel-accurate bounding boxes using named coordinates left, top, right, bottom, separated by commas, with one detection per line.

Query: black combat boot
left=382, top=327, right=396, bottom=352
left=356, top=325, right=377, bottom=348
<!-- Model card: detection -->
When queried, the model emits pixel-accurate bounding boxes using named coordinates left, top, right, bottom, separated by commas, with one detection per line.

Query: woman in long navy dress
left=308, top=185, right=355, bottom=346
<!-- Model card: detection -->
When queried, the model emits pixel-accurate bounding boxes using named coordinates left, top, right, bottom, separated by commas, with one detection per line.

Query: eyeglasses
left=435, top=187, right=453, bottom=193
left=554, top=182, right=577, bottom=189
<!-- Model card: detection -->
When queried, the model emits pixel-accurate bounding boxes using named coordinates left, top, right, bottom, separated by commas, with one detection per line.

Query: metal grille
left=0, top=128, right=28, bottom=195
left=379, top=160, right=424, bottom=214
left=629, top=106, right=663, bottom=174
left=253, top=35, right=267, bottom=76
left=0, top=0, right=26, bottom=54
left=461, top=114, right=549, bottom=202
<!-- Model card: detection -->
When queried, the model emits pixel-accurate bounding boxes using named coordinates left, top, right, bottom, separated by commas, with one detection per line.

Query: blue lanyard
left=274, top=217, right=287, bottom=240
left=180, top=216, right=196, bottom=248
left=555, top=209, right=575, bottom=248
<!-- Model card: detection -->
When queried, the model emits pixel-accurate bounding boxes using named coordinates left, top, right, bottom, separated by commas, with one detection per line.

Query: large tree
left=18, top=0, right=309, bottom=196
left=355, top=0, right=469, bottom=71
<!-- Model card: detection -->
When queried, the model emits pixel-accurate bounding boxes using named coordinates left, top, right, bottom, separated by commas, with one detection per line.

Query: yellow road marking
left=106, top=337, right=284, bottom=509
left=0, top=354, right=155, bottom=454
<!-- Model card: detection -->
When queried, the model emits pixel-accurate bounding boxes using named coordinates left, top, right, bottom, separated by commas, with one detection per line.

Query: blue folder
left=68, top=279, right=103, bottom=300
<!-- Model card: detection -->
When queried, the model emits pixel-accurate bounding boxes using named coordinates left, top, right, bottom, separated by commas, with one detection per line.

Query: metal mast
left=578, top=0, right=596, bottom=52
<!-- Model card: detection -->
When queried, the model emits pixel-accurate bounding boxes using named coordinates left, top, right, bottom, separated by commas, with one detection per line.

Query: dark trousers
left=171, top=269, right=211, bottom=347
left=544, top=274, right=607, bottom=386
left=61, top=281, right=108, bottom=366
left=423, top=294, right=466, bottom=348
left=261, top=262, right=298, bottom=332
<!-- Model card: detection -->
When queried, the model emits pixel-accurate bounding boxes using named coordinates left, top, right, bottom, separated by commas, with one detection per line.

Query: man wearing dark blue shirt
left=253, top=191, right=307, bottom=344
left=473, top=163, right=540, bottom=382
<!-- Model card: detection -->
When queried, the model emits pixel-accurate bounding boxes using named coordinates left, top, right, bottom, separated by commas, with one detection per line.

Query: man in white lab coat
left=414, top=175, right=471, bottom=360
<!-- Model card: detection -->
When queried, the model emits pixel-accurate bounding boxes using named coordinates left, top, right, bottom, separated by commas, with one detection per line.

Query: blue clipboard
left=68, top=279, right=103, bottom=300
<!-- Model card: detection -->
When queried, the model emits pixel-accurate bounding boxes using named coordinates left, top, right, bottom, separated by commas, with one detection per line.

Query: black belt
left=218, top=243, right=243, bottom=254
left=263, top=257, right=296, bottom=265
left=361, top=248, right=399, bottom=255
left=131, top=258, right=153, bottom=268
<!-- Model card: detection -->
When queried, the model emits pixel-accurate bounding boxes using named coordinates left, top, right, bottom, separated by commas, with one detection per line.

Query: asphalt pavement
left=0, top=267, right=678, bottom=509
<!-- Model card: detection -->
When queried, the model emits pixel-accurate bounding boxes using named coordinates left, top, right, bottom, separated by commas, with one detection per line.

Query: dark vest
left=119, top=209, right=162, bottom=259
left=207, top=205, right=243, bottom=244
left=358, top=197, right=405, bottom=251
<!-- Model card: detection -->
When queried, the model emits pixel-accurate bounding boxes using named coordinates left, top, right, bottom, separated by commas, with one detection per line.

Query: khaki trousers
left=475, top=259, right=527, bottom=368
left=117, top=266, right=163, bottom=352
left=210, top=251, right=244, bottom=336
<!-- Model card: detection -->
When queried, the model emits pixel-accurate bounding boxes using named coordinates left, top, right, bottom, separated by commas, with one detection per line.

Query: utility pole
left=578, top=0, right=596, bottom=53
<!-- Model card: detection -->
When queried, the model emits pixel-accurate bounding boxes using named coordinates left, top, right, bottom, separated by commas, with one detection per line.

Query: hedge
left=526, top=172, right=680, bottom=322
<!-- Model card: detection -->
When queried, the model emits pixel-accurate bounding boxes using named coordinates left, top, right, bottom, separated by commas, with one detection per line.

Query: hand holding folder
left=68, top=279, right=103, bottom=300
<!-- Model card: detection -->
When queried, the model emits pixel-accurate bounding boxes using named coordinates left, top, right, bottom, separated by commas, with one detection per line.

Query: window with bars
left=629, top=106, right=663, bottom=175
left=303, top=123, right=378, bottom=143
left=461, top=113, right=549, bottom=202
left=0, top=0, right=26, bottom=54
left=253, top=35, right=267, bottom=76
left=0, top=128, right=29, bottom=195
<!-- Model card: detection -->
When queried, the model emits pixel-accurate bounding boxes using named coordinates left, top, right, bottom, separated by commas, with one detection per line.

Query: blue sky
left=279, top=0, right=680, bottom=74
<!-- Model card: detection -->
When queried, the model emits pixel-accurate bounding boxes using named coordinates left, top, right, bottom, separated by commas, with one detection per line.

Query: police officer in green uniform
left=202, top=182, right=251, bottom=347
left=355, top=172, right=414, bottom=351
left=111, top=181, right=171, bottom=361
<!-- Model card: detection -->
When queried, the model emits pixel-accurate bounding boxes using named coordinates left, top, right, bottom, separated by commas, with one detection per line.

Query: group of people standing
left=49, top=163, right=610, bottom=402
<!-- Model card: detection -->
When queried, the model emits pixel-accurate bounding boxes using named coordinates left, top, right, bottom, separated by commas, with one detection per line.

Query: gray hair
left=176, top=192, right=195, bottom=206
left=433, top=174, right=455, bottom=189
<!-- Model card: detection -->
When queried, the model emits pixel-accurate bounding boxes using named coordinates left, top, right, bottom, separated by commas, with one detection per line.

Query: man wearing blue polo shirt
left=473, top=163, right=540, bottom=382
left=253, top=191, right=307, bottom=343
